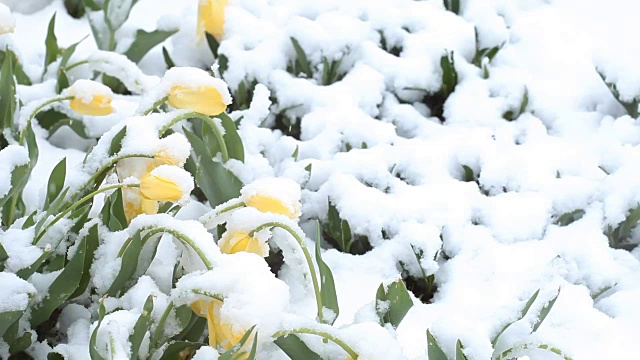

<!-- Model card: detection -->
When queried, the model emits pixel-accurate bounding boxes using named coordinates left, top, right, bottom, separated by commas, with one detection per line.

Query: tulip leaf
left=30, top=231, right=88, bottom=327
left=491, top=288, right=540, bottom=346
left=290, top=37, right=312, bottom=78
left=0, top=311, right=24, bottom=338
left=3, top=319, right=32, bottom=356
left=274, top=334, right=322, bottom=360
left=0, top=243, right=7, bottom=272
left=0, top=48, right=17, bottom=132
left=45, top=157, right=67, bottom=209
left=219, top=325, right=256, bottom=360
left=531, top=288, right=561, bottom=333
left=69, top=224, right=99, bottom=299
left=108, top=188, right=127, bottom=232
left=427, top=329, right=448, bottom=360
left=108, top=126, right=127, bottom=156
left=314, top=221, right=339, bottom=325
left=162, top=46, right=175, bottom=69
left=173, top=306, right=206, bottom=343
left=56, top=68, right=70, bottom=93
left=376, top=279, right=413, bottom=328
left=106, top=231, right=142, bottom=296
left=59, top=36, right=87, bottom=70
left=16, top=246, right=53, bottom=280
left=124, top=28, right=178, bottom=64
left=129, top=295, right=154, bottom=359
left=44, top=13, right=59, bottom=74
left=218, top=112, right=245, bottom=163
left=456, top=339, right=468, bottom=360
left=158, top=341, right=202, bottom=360
left=443, top=0, right=460, bottom=14
left=89, top=299, right=107, bottom=360
left=184, top=127, right=243, bottom=207
left=47, top=352, right=65, bottom=360
left=205, top=32, right=220, bottom=57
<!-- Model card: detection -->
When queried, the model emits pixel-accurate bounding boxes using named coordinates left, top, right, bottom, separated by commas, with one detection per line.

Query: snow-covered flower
left=66, top=79, right=113, bottom=116
left=167, top=84, right=228, bottom=116
left=139, top=165, right=194, bottom=203
left=197, top=0, right=226, bottom=42
left=241, top=177, right=302, bottom=219
left=218, top=231, right=269, bottom=257
left=0, top=4, right=16, bottom=34
left=191, top=299, right=248, bottom=353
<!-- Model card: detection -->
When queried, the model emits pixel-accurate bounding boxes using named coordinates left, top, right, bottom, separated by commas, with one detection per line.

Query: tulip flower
left=139, top=173, right=183, bottom=201
left=218, top=231, right=268, bottom=257
left=167, top=84, right=228, bottom=116
left=197, top=0, right=227, bottom=42
left=67, top=79, right=114, bottom=116
left=191, top=299, right=247, bottom=352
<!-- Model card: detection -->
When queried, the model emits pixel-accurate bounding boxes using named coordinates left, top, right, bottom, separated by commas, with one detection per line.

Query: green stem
left=19, top=95, right=74, bottom=145
left=150, top=302, right=174, bottom=349
left=192, top=289, right=224, bottom=301
left=6, top=190, right=19, bottom=227
left=272, top=328, right=358, bottom=359
left=65, top=59, right=90, bottom=72
left=34, top=183, right=137, bottom=244
left=250, top=221, right=324, bottom=323
left=217, top=202, right=245, bottom=215
left=133, top=226, right=213, bottom=270
left=69, top=153, right=154, bottom=205
left=158, top=111, right=229, bottom=163
left=140, top=96, right=168, bottom=115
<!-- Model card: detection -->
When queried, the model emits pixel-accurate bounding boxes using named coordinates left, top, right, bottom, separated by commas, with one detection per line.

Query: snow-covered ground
left=2, top=0, right=640, bottom=359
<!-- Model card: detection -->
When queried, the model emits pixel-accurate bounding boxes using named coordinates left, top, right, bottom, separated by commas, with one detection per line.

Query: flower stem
left=64, top=59, right=90, bottom=72
left=192, top=289, right=224, bottom=301
left=34, top=183, right=137, bottom=244
left=139, top=96, right=168, bottom=115
left=272, top=328, right=358, bottom=359
left=19, top=95, right=74, bottom=145
left=134, top=226, right=213, bottom=270
left=150, top=301, right=174, bottom=349
left=250, top=221, right=324, bottom=323
left=158, top=111, right=229, bottom=163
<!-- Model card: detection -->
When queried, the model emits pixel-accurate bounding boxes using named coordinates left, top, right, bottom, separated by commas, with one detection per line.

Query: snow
left=5, top=0, right=640, bottom=359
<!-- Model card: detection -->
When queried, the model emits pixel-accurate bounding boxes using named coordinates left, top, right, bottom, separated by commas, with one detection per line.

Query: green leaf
left=89, top=299, right=107, bottom=360
left=30, top=233, right=88, bottom=327
left=440, top=51, right=458, bottom=98
left=16, top=246, right=53, bottom=280
left=162, top=46, right=175, bottom=69
left=82, top=0, right=101, bottom=11
left=462, top=165, right=475, bottom=182
left=456, top=339, right=468, bottom=360
left=59, top=36, right=87, bottom=71
left=314, top=221, right=339, bottom=325
left=491, top=289, right=540, bottom=346
left=531, top=288, right=561, bottom=333
left=106, top=232, right=143, bottom=296
left=108, top=126, right=127, bottom=156
left=129, top=295, right=154, bottom=359
left=44, top=13, right=59, bottom=73
left=64, top=0, right=85, bottom=18
left=45, top=157, right=67, bottom=209
left=173, top=309, right=206, bottom=342
left=245, top=334, right=259, bottom=360
left=48, top=352, right=66, bottom=360
left=0, top=311, right=24, bottom=338
left=290, top=37, right=312, bottom=78
left=376, top=279, right=413, bottom=328
left=48, top=117, right=90, bottom=140
left=555, top=209, right=585, bottom=226
left=57, top=68, right=70, bottom=93
left=124, top=28, right=178, bottom=64
left=274, top=334, right=322, bottom=360
left=218, top=112, right=245, bottom=162
left=158, top=341, right=202, bottom=360
left=427, top=329, right=448, bottom=360
left=0, top=243, right=7, bottom=272
left=4, top=321, right=32, bottom=356
left=107, top=188, right=127, bottom=232
left=0, top=49, right=17, bottom=131
left=70, top=224, right=99, bottom=299
left=205, top=32, right=220, bottom=57
left=184, top=127, right=243, bottom=207
left=219, top=325, right=256, bottom=360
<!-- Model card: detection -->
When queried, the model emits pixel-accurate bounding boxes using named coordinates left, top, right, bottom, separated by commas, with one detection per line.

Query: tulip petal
left=139, top=173, right=182, bottom=201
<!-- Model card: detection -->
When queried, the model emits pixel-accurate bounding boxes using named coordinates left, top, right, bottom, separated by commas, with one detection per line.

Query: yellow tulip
left=167, top=85, right=227, bottom=116
left=191, top=299, right=247, bottom=353
left=197, top=0, right=227, bottom=42
left=245, top=194, right=300, bottom=219
left=218, top=231, right=268, bottom=257
left=69, top=94, right=113, bottom=116
left=139, top=173, right=182, bottom=201
left=123, top=190, right=158, bottom=223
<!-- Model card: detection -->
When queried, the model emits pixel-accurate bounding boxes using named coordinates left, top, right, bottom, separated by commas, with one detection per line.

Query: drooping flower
left=241, top=178, right=302, bottom=219
left=167, top=85, right=227, bottom=116
left=191, top=299, right=247, bottom=353
left=66, top=79, right=113, bottom=116
left=197, top=0, right=227, bottom=42
left=218, top=231, right=268, bottom=257
left=139, top=173, right=183, bottom=201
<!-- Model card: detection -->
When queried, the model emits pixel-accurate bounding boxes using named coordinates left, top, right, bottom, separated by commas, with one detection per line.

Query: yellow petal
left=198, top=0, right=227, bottom=42
left=167, top=85, right=227, bottom=116
left=219, top=232, right=268, bottom=257
left=69, top=94, right=113, bottom=116
left=139, top=173, right=182, bottom=201
left=245, top=194, right=298, bottom=218
left=154, top=149, right=182, bottom=167
left=191, top=300, right=209, bottom=318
